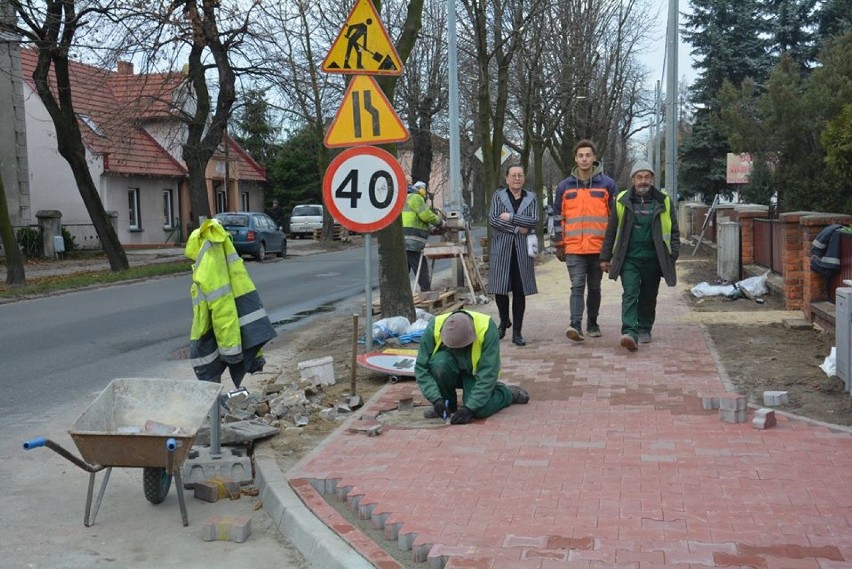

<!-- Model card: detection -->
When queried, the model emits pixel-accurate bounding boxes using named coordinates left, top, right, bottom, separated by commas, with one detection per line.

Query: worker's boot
left=507, top=384, right=530, bottom=404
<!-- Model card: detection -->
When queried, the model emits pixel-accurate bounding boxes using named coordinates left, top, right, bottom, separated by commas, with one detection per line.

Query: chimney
left=117, top=61, right=134, bottom=75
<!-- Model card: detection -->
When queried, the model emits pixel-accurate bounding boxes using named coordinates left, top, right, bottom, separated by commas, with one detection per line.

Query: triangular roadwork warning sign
left=322, top=0, right=402, bottom=76
left=324, top=76, right=409, bottom=148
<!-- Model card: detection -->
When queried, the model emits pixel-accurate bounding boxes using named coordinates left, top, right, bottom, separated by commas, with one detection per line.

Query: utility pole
left=654, top=80, right=662, bottom=182
left=446, top=0, right=460, bottom=213
left=665, top=0, right=678, bottom=202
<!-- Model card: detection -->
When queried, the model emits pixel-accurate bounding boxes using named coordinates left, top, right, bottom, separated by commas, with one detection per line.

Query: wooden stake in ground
left=350, top=314, right=358, bottom=396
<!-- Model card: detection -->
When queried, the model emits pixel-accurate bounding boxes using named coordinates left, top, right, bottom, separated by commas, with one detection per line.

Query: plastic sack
left=736, top=271, right=769, bottom=299
left=414, top=308, right=435, bottom=323
left=820, top=347, right=836, bottom=377
left=371, top=316, right=411, bottom=341
left=691, top=282, right=736, bottom=298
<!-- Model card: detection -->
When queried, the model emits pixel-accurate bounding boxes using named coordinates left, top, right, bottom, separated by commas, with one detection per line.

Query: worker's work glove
left=555, top=243, right=566, bottom=262
left=450, top=406, right=474, bottom=425
left=432, top=399, right=449, bottom=419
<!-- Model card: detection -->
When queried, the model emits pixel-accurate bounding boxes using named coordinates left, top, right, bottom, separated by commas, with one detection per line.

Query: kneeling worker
left=416, top=310, right=529, bottom=425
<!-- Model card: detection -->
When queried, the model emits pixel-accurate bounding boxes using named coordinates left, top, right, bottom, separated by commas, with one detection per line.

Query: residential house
left=11, top=48, right=265, bottom=248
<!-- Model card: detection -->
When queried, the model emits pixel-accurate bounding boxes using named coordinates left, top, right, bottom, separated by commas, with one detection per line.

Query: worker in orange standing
left=553, top=140, right=618, bottom=341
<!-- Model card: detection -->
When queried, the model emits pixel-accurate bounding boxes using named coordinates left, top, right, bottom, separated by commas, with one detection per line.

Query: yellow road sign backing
left=322, top=0, right=402, bottom=75
left=324, top=76, right=409, bottom=148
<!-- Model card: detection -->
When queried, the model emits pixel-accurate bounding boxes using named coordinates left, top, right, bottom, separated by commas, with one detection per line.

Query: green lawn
left=0, top=260, right=191, bottom=300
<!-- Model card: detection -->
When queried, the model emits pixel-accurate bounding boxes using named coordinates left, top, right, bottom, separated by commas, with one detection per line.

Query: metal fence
left=753, top=219, right=784, bottom=274
left=9, top=223, right=103, bottom=256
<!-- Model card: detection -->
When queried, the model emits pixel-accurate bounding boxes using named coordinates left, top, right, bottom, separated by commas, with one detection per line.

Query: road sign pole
left=364, top=233, right=373, bottom=350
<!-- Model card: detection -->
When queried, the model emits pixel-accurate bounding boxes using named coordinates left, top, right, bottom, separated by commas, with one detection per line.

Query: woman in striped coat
left=487, top=165, right=539, bottom=346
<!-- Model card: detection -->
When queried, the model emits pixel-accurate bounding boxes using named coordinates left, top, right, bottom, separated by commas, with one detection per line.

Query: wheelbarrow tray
left=69, top=378, right=221, bottom=468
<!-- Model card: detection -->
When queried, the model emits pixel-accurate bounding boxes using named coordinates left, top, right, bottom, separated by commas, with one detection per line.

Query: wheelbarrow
left=23, top=378, right=221, bottom=527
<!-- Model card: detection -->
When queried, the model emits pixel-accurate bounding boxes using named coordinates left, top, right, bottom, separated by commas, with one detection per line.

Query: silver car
left=289, top=204, right=324, bottom=239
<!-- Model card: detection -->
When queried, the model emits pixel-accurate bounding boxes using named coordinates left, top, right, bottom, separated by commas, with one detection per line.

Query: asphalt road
left=0, top=247, right=378, bottom=429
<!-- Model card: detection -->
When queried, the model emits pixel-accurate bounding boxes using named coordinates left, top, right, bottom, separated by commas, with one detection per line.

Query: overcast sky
left=640, top=0, right=698, bottom=89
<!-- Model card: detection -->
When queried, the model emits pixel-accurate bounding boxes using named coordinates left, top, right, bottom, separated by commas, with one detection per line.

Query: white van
left=289, top=204, right=324, bottom=238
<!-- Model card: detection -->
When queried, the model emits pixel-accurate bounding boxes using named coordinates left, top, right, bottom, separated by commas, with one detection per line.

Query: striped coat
left=487, top=187, right=539, bottom=295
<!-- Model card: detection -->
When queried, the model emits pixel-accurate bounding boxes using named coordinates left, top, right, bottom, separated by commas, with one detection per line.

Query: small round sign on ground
left=322, top=146, right=407, bottom=234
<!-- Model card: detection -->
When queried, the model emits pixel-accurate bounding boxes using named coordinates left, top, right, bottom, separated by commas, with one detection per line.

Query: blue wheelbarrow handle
left=22, top=437, right=105, bottom=473
left=23, top=437, right=46, bottom=450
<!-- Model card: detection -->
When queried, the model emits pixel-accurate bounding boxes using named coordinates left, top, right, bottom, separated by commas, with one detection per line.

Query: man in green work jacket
left=416, top=310, right=529, bottom=424
left=599, top=160, right=679, bottom=352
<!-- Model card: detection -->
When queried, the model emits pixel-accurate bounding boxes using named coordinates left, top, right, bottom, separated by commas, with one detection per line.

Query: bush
left=61, top=227, right=77, bottom=253
left=16, top=227, right=42, bottom=257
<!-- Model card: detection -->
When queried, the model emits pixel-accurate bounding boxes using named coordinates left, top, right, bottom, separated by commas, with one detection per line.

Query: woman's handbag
left=526, top=234, right=538, bottom=257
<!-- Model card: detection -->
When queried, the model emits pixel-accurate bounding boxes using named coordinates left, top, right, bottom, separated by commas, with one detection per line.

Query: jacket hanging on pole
left=185, top=218, right=277, bottom=386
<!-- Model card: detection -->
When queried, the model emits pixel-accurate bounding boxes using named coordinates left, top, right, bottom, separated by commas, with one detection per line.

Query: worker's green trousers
left=619, top=256, right=662, bottom=340
left=429, top=351, right=513, bottom=418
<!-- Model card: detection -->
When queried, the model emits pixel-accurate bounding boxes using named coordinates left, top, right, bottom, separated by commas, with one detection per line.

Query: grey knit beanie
left=630, top=160, right=655, bottom=178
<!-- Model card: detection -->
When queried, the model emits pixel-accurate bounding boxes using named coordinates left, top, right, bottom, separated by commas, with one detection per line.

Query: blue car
left=214, top=212, right=287, bottom=262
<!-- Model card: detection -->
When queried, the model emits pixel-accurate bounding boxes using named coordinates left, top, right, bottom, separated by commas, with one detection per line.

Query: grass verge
left=0, top=261, right=191, bottom=300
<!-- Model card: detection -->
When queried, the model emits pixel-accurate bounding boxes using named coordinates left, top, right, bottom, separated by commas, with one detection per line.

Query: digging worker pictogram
left=344, top=18, right=372, bottom=69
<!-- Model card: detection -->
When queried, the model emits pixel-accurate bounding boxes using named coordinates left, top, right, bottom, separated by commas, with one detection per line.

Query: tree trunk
left=0, top=176, right=25, bottom=285
left=374, top=0, right=424, bottom=322
left=32, top=50, right=128, bottom=272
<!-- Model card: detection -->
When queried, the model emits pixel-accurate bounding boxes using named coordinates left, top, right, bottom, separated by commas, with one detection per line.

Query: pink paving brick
left=286, top=264, right=852, bottom=569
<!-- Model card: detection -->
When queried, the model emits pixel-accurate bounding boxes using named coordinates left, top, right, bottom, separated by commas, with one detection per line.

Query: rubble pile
left=220, top=377, right=363, bottom=430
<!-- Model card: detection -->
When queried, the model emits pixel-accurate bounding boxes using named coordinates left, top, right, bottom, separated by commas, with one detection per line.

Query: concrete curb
left=255, top=457, right=373, bottom=569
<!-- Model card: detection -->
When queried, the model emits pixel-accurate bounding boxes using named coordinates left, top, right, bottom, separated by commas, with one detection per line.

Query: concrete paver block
left=719, top=393, right=748, bottom=411
left=201, top=514, right=252, bottom=543
left=762, top=390, right=789, bottom=406
left=752, top=408, right=777, bottom=429
left=720, top=408, right=748, bottom=423
left=701, top=395, right=720, bottom=410
left=194, top=477, right=241, bottom=502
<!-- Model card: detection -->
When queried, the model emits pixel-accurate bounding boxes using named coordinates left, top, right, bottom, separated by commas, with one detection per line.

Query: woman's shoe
left=498, top=320, right=512, bottom=340
left=512, top=334, right=526, bottom=346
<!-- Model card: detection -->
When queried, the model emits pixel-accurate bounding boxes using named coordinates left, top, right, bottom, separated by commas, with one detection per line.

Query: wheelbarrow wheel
left=143, top=467, right=172, bottom=504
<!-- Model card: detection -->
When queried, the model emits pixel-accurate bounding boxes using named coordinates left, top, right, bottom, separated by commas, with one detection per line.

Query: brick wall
left=733, top=209, right=852, bottom=319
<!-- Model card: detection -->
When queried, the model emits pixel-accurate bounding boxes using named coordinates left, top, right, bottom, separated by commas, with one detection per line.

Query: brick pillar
left=798, top=213, right=852, bottom=319
left=732, top=206, right=769, bottom=266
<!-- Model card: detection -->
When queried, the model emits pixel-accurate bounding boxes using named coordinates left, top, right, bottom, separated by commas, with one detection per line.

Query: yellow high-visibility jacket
left=185, top=219, right=277, bottom=382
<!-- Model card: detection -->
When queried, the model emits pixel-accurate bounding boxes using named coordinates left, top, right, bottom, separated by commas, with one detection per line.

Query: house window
left=163, top=189, right=174, bottom=228
left=241, top=192, right=250, bottom=212
left=128, top=188, right=141, bottom=230
left=216, top=187, right=228, bottom=213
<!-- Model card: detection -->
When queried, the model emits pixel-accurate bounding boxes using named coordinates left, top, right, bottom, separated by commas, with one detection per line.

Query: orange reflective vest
left=559, top=188, right=612, bottom=254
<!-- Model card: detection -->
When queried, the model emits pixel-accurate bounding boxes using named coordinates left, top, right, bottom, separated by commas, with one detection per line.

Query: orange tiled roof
left=19, top=49, right=265, bottom=183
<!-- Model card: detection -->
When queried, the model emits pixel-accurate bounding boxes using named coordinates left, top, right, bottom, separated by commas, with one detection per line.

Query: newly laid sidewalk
left=271, top=256, right=852, bottom=569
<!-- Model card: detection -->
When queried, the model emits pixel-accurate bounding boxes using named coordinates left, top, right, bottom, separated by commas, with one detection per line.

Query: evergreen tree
left=815, top=0, right=852, bottom=50
left=680, top=0, right=771, bottom=200
left=232, top=89, right=278, bottom=167
left=762, top=0, right=818, bottom=70
left=266, top=125, right=324, bottom=212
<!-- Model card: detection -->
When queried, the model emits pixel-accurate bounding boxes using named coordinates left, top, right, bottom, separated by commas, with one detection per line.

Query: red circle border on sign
left=322, top=146, right=407, bottom=234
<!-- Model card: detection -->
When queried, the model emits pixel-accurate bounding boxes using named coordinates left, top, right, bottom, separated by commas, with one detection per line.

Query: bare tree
left=458, top=0, right=550, bottom=229
left=548, top=0, right=654, bottom=177
left=249, top=0, right=338, bottom=241
left=3, top=0, right=129, bottom=271
left=0, top=174, right=25, bottom=285
left=397, top=0, right=448, bottom=186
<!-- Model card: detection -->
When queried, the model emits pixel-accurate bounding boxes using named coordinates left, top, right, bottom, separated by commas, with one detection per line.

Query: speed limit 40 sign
left=322, top=146, right=407, bottom=233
